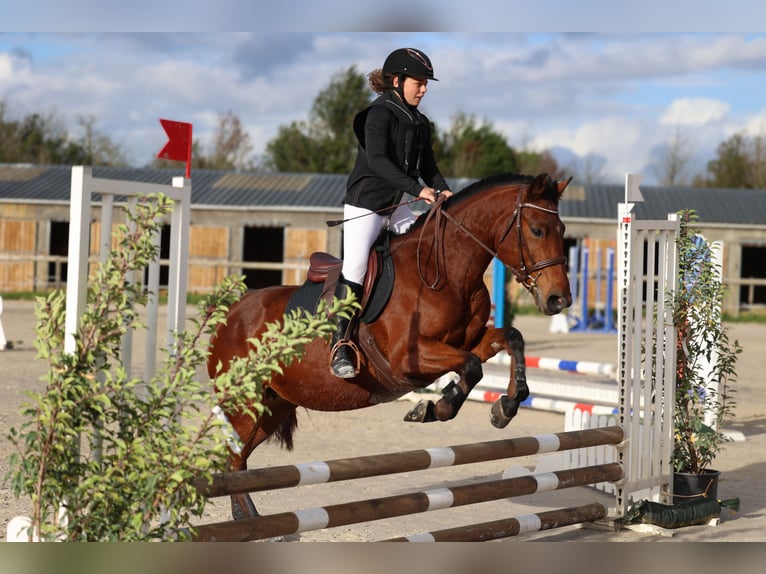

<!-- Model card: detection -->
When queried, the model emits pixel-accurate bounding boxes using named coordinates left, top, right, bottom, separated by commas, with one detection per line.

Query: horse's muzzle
left=545, top=293, right=572, bottom=315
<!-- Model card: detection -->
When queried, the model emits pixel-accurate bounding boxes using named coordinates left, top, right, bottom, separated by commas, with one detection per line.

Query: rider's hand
left=419, top=187, right=453, bottom=205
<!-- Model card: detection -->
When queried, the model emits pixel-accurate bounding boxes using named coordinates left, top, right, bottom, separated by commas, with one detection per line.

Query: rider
left=330, top=47, right=454, bottom=379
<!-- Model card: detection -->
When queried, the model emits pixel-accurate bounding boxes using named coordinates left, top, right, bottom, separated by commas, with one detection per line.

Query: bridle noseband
left=417, top=190, right=566, bottom=296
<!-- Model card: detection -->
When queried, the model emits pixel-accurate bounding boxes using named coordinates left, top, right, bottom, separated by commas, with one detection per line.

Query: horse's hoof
left=231, top=493, right=259, bottom=520
left=490, top=395, right=519, bottom=429
left=403, top=399, right=437, bottom=423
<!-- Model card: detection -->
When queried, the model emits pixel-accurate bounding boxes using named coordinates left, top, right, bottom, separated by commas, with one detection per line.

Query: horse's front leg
left=488, top=326, right=529, bottom=429
left=455, top=325, right=529, bottom=428
left=402, top=326, right=529, bottom=427
left=403, top=350, right=483, bottom=423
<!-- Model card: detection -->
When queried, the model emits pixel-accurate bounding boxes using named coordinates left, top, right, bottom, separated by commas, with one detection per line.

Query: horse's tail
left=266, top=408, right=298, bottom=451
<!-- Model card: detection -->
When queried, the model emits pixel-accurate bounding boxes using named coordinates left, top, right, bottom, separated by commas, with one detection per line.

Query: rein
left=416, top=189, right=566, bottom=294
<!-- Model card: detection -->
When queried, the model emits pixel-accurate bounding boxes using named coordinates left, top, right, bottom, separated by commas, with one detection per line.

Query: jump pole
left=382, top=501, right=608, bottom=542
left=192, top=463, right=622, bottom=542
left=196, top=426, right=624, bottom=497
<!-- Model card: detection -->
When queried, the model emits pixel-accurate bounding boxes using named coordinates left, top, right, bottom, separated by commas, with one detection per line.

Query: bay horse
left=207, top=172, right=572, bottom=518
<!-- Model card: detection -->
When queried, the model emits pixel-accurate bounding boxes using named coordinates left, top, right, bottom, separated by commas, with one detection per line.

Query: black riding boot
left=330, top=279, right=363, bottom=379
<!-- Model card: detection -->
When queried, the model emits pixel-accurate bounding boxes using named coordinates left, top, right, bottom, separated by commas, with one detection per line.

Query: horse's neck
left=391, top=211, right=495, bottom=292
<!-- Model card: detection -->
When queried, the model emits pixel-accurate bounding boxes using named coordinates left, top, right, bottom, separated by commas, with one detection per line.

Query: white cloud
left=660, top=98, right=730, bottom=127
left=744, top=112, right=766, bottom=137
left=0, top=53, right=13, bottom=82
left=3, top=32, right=766, bottom=182
left=523, top=117, right=653, bottom=182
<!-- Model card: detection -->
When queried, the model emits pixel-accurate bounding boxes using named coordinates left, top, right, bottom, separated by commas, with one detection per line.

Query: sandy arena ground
left=1, top=298, right=764, bottom=543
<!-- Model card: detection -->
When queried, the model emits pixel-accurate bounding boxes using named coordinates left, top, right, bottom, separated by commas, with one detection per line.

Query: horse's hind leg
left=228, top=451, right=259, bottom=520
left=225, top=392, right=298, bottom=520
left=489, top=327, right=529, bottom=429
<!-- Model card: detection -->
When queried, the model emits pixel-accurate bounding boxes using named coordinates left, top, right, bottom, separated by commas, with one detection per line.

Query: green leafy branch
left=5, top=194, right=352, bottom=541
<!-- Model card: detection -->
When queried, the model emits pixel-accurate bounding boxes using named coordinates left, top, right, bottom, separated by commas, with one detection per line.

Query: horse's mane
left=404, top=172, right=556, bottom=234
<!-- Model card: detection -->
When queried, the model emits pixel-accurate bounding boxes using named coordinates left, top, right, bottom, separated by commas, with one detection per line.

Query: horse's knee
left=505, top=326, right=525, bottom=354
left=461, top=353, right=483, bottom=385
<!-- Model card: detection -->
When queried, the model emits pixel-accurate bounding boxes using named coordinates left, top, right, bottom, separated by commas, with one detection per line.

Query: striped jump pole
left=196, top=426, right=624, bottom=498
left=526, top=356, right=617, bottom=377
left=382, top=501, right=608, bottom=542
left=192, top=463, right=622, bottom=542
left=489, top=354, right=618, bottom=378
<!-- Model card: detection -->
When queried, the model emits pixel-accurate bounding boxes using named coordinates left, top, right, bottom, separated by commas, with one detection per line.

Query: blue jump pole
left=570, top=247, right=589, bottom=332
left=493, top=258, right=505, bottom=328
left=602, top=248, right=616, bottom=332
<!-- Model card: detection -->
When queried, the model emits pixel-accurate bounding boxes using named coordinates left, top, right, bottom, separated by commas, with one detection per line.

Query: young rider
left=330, top=47, right=453, bottom=378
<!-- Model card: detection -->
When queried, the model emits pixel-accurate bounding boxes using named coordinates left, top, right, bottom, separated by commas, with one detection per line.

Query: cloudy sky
left=3, top=4, right=766, bottom=185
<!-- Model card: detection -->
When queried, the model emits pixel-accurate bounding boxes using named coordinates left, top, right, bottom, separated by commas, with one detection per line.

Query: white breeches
left=341, top=202, right=417, bottom=285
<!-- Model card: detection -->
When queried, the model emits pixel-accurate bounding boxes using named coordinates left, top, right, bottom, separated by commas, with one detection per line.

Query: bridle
left=416, top=189, right=567, bottom=296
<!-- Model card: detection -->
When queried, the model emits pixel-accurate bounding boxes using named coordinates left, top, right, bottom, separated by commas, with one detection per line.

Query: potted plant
left=670, top=210, right=741, bottom=504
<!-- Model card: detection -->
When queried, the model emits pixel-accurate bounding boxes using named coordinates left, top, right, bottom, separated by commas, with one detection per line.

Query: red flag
left=157, top=119, right=193, bottom=178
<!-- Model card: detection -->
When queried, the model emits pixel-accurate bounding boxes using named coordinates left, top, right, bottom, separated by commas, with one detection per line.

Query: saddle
left=307, top=249, right=380, bottom=313
left=285, top=234, right=424, bottom=397
left=285, top=232, right=394, bottom=325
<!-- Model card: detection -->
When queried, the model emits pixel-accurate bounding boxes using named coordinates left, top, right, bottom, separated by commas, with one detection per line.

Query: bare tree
left=571, top=153, right=606, bottom=184
left=210, top=110, right=253, bottom=170
left=76, top=115, right=127, bottom=166
left=653, top=127, right=694, bottom=186
left=750, top=130, right=766, bottom=189
left=516, top=148, right=566, bottom=179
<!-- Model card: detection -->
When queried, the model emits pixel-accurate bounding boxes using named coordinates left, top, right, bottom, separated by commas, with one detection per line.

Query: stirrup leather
left=330, top=338, right=361, bottom=375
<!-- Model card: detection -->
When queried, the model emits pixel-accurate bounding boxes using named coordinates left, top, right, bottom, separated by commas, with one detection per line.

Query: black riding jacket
left=344, top=90, right=450, bottom=213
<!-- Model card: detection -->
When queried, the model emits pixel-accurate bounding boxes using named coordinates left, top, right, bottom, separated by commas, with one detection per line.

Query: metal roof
left=1, top=164, right=766, bottom=226
left=561, top=182, right=766, bottom=225
left=0, top=164, right=350, bottom=209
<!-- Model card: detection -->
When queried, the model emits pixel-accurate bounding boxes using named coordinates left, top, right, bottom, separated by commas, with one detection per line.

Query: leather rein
left=416, top=189, right=567, bottom=295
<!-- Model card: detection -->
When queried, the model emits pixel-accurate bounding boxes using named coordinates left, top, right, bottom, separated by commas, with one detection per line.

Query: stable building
left=1, top=164, right=765, bottom=315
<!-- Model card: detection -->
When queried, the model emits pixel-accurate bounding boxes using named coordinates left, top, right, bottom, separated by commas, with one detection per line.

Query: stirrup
left=330, top=339, right=361, bottom=378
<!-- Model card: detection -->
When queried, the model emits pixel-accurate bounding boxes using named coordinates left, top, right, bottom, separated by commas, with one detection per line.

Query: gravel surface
left=2, top=300, right=764, bottom=543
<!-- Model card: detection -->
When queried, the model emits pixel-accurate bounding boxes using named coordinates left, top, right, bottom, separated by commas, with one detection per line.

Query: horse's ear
left=556, top=176, right=573, bottom=197
left=525, top=173, right=550, bottom=202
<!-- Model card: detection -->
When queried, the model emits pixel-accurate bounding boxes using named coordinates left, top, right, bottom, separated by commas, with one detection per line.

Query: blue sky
left=3, top=5, right=766, bottom=185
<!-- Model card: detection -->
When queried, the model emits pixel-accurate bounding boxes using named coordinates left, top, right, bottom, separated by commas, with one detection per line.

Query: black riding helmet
left=382, top=48, right=438, bottom=81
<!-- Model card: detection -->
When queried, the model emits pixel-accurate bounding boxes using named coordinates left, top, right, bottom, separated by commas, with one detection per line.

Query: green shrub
left=671, top=210, right=741, bottom=474
left=5, top=194, right=349, bottom=541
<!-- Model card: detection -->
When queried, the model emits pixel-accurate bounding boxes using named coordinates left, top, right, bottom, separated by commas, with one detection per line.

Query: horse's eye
left=531, top=227, right=544, bottom=238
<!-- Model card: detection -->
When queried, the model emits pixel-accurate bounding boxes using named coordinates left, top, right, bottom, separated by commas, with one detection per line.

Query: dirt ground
left=1, top=298, right=764, bottom=543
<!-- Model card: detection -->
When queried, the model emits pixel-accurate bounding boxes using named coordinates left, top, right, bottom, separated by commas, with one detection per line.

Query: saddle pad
left=285, top=253, right=394, bottom=324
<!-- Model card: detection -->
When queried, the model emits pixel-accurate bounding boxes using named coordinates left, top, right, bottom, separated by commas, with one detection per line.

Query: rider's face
left=396, top=76, right=428, bottom=107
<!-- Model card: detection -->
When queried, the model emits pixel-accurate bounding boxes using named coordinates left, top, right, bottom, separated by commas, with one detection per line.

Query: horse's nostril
left=547, top=295, right=566, bottom=314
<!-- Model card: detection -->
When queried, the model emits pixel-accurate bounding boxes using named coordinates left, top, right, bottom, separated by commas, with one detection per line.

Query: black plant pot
left=673, top=469, right=720, bottom=505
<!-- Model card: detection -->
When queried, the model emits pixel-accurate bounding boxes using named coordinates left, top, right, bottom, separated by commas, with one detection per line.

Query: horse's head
left=497, top=173, right=572, bottom=316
